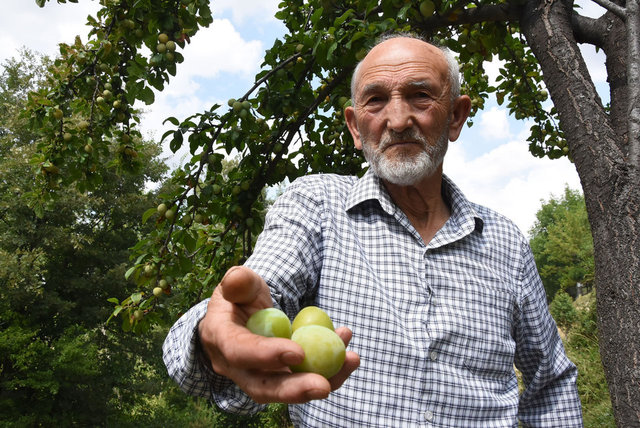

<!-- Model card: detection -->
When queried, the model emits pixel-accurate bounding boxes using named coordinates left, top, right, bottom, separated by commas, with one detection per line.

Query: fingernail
left=280, top=351, right=302, bottom=365
left=305, top=388, right=329, bottom=400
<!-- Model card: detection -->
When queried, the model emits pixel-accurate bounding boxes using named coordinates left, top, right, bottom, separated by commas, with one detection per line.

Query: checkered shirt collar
left=345, top=169, right=484, bottom=237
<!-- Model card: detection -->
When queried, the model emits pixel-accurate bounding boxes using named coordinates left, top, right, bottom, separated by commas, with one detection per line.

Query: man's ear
left=448, top=95, right=471, bottom=142
left=344, top=106, right=362, bottom=150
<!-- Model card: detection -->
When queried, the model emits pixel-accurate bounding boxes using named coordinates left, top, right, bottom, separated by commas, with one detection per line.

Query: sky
left=2, top=1, right=608, bottom=236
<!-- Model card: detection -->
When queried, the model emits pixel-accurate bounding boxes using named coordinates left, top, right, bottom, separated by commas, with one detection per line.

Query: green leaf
left=139, top=86, right=155, bottom=105
left=142, top=207, right=157, bottom=224
left=398, top=3, right=412, bottom=20
left=131, top=292, right=143, bottom=304
left=334, top=9, right=354, bottom=27
left=311, top=7, right=324, bottom=26
left=170, top=130, right=184, bottom=153
left=163, top=116, right=180, bottom=126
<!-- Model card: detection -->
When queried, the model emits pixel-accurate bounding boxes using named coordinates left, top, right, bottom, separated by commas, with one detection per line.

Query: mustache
left=378, top=129, right=428, bottom=150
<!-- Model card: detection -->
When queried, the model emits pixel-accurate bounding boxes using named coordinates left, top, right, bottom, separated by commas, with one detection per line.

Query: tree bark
left=520, top=1, right=640, bottom=426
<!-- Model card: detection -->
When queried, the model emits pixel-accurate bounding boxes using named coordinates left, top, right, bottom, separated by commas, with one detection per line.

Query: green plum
left=292, top=306, right=335, bottom=332
left=290, top=325, right=346, bottom=378
left=246, top=308, right=292, bottom=338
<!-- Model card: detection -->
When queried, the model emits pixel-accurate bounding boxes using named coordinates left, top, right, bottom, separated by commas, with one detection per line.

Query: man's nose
left=385, top=97, right=413, bottom=132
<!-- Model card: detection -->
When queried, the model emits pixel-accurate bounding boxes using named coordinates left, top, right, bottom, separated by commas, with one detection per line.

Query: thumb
left=220, top=265, right=271, bottom=306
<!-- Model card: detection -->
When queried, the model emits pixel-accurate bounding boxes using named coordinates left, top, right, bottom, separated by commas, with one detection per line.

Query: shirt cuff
left=162, top=298, right=266, bottom=415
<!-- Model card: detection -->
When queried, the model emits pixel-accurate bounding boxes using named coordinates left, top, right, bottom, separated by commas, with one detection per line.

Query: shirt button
left=430, top=351, right=438, bottom=361
left=424, top=410, right=434, bottom=421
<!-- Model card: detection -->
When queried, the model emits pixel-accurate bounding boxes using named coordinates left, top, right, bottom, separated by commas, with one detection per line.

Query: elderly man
left=163, top=35, right=583, bottom=427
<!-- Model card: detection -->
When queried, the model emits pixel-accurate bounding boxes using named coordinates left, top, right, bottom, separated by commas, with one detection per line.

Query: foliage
left=562, top=293, right=615, bottom=428
left=22, top=0, right=571, bottom=327
left=529, top=187, right=594, bottom=300
left=0, top=48, right=183, bottom=426
left=549, top=290, right=577, bottom=331
left=1, top=46, right=290, bottom=428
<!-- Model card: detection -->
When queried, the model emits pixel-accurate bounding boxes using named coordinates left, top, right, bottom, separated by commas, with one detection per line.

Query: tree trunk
left=521, top=1, right=640, bottom=426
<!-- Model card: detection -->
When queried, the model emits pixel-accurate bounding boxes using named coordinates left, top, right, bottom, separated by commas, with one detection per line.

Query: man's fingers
left=328, top=326, right=360, bottom=390
left=237, top=370, right=332, bottom=404
left=335, top=326, right=353, bottom=345
left=219, top=266, right=271, bottom=307
left=218, top=330, right=304, bottom=370
left=329, top=350, right=360, bottom=391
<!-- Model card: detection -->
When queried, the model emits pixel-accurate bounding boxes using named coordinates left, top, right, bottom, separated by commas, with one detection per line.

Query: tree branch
left=625, top=0, right=640, bottom=167
left=571, top=12, right=607, bottom=47
left=590, top=0, right=626, bottom=20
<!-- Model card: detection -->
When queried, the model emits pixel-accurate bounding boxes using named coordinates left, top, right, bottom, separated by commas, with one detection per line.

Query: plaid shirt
left=163, top=170, right=582, bottom=427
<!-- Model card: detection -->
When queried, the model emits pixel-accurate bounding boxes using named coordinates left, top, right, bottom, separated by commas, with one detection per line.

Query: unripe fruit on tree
left=63, top=132, right=72, bottom=142
left=419, top=0, right=436, bottom=17
left=158, top=33, right=169, bottom=44
left=84, top=144, right=93, bottom=154
left=153, top=287, right=164, bottom=297
left=157, top=43, right=167, bottom=53
left=164, top=209, right=175, bottom=220
left=166, top=40, right=176, bottom=52
left=144, top=264, right=155, bottom=276
left=292, top=306, right=335, bottom=332
left=133, top=309, right=144, bottom=320
left=157, top=203, right=168, bottom=215
left=232, top=101, right=243, bottom=112
left=246, top=308, right=292, bottom=338
left=290, top=325, right=346, bottom=378
left=158, top=279, right=169, bottom=290
left=53, top=108, right=63, bottom=120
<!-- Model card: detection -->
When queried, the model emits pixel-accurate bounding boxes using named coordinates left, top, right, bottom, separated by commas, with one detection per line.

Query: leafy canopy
left=28, top=0, right=564, bottom=328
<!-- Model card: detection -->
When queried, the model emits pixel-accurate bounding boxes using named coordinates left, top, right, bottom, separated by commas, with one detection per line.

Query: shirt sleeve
left=162, top=177, right=325, bottom=414
left=162, top=299, right=266, bottom=415
left=514, top=242, right=583, bottom=427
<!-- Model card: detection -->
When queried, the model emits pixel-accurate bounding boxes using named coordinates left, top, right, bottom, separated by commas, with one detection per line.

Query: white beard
left=361, top=127, right=449, bottom=186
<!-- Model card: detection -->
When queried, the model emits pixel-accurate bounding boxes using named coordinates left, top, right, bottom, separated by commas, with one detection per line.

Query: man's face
left=345, top=38, right=458, bottom=186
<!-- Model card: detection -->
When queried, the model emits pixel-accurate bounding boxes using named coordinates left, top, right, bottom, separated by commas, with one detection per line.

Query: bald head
left=350, top=36, right=461, bottom=106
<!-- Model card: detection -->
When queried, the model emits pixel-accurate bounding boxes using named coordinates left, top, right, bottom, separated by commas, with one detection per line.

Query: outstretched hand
left=197, top=266, right=360, bottom=404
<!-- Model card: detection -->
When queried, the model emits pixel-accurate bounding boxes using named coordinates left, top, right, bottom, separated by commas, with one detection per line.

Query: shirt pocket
left=432, top=285, right=516, bottom=380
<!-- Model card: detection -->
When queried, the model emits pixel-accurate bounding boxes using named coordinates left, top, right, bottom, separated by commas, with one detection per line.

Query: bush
left=549, top=290, right=577, bottom=330
left=562, top=293, right=615, bottom=427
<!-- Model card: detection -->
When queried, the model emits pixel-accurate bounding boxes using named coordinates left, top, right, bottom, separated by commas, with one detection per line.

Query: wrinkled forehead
left=355, top=38, right=449, bottom=94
